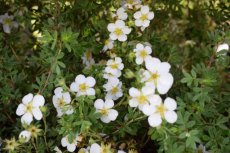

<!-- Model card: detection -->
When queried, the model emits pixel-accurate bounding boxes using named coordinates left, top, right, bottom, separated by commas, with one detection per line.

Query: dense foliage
left=0, top=0, right=229, bottom=153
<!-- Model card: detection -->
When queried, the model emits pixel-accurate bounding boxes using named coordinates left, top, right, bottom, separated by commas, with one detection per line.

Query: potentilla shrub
left=0, top=0, right=229, bottom=153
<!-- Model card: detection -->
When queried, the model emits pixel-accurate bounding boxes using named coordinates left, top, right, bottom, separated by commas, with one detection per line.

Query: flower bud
left=124, top=69, right=135, bottom=79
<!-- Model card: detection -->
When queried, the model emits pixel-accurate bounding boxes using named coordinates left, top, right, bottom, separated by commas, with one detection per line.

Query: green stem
left=43, top=117, right=49, bottom=151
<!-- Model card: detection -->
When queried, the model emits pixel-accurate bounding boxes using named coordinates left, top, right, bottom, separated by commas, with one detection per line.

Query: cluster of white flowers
left=0, top=13, right=18, bottom=33
left=128, top=43, right=177, bottom=127
left=81, top=50, right=95, bottom=69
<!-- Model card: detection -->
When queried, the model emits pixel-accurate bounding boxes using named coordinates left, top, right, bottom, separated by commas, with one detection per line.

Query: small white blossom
left=142, top=96, right=177, bottom=127
left=16, top=93, right=45, bottom=125
left=54, top=146, right=62, bottom=153
left=81, top=51, right=95, bottom=69
left=19, top=130, right=31, bottom=142
left=89, top=143, right=112, bottom=153
left=102, top=39, right=114, bottom=52
left=103, top=77, right=123, bottom=100
left=52, top=87, right=73, bottom=117
left=134, top=5, right=154, bottom=28
left=115, top=7, right=128, bottom=20
left=121, top=0, right=142, bottom=9
left=61, top=135, right=79, bottom=152
left=134, top=43, right=152, bottom=64
left=216, top=43, right=229, bottom=56
left=103, top=71, right=121, bottom=80
left=128, top=85, right=155, bottom=111
left=105, top=57, right=124, bottom=76
left=94, top=99, right=118, bottom=123
left=0, top=13, right=18, bottom=33
left=142, top=57, right=174, bottom=94
left=107, top=20, right=131, bottom=42
left=70, top=74, right=96, bottom=96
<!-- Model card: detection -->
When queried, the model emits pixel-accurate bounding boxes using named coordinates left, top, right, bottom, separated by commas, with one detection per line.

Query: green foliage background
left=0, top=0, right=229, bottom=153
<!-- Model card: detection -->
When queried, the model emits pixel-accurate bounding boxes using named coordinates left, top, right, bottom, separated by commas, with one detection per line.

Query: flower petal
left=100, top=116, right=111, bottom=123
left=164, top=111, right=177, bottom=123
left=67, top=144, right=76, bottom=152
left=157, top=73, right=174, bottom=94
left=21, top=112, right=33, bottom=125
left=164, top=97, right=177, bottom=111
left=142, top=104, right=155, bottom=116
left=32, top=108, right=43, bottom=120
left=22, top=93, right=33, bottom=104
left=129, top=87, right=140, bottom=97
left=108, top=109, right=118, bottom=121
left=75, top=74, right=86, bottom=84
left=86, top=88, right=95, bottom=96
left=104, top=99, right=114, bottom=109
left=16, top=104, right=26, bottom=116
left=61, top=137, right=68, bottom=147
left=19, top=130, right=31, bottom=142
left=90, top=143, right=101, bottom=153
left=129, top=99, right=138, bottom=107
left=107, top=23, right=115, bottom=32
left=86, top=76, right=96, bottom=87
left=33, top=95, right=45, bottom=107
left=148, top=114, right=162, bottom=127
left=70, top=82, right=78, bottom=92
left=94, top=99, right=104, bottom=109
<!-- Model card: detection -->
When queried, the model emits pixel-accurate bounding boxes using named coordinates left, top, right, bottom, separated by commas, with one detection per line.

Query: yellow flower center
left=100, top=108, right=109, bottom=115
left=127, top=0, right=134, bottom=4
left=151, top=72, right=160, bottom=85
left=3, top=18, right=12, bottom=25
left=26, top=103, right=33, bottom=113
left=105, top=39, right=109, bottom=45
left=100, top=144, right=111, bottom=153
left=156, top=104, right=166, bottom=117
left=111, top=63, right=118, bottom=69
left=79, top=83, right=87, bottom=91
left=140, top=14, right=148, bottom=21
left=140, top=50, right=147, bottom=58
left=114, top=28, right=123, bottom=36
left=58, top=98, right=65, bottom=107
left=111, top=87, right=118, bottom=94
left=137, top=95, right=147, bottom=104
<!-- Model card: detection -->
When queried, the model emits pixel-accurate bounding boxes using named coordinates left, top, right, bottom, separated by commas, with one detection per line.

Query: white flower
left=94, top=99, right=118, bottom=123
left=128, top=85, right=155, bottom=111
left=54, top=146, right=62, bottom=153
left=52, top=87, right=73, bottom=117
left=103, top=71, right=121, bottom=80
left=81, top=51, right=95, bottom=69
left=61, top=135, right=79, bottom=152
left=16, top=93, right=45, bottom=125
left=121, top=0, right=142, bottom=9
left=0, top=13, right=18, bottom=33
left=105, top=57, right=124, bottom=76
left=103, top=77, right=123, bottom=100
left=142, top=57, right=174, bottom=94
left=19, top=130, right=31, bottom=142
left=134, top=5, right=154, bottom=28
left=142, top=96, right=177, bottom=127
left=89, top=143, right=112, bottom=153
left=115, top=7, right=128, bottom=20
left=102, top=39, right=114, bottom=52
left=70, top=74, right=96, bottom=96
left=107, top=20, right=131, bottom=42
left=134, top=43, right=152, bottom=64
left=216, top=43, right=229, bottom=56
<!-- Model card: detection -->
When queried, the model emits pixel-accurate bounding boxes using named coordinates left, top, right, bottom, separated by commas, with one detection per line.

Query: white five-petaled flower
left=115, top=7, right=128, bottom=20
left=128, top=85, right=155, bottom=111
left=102, top=39, right=114, bottom=52
left=52, top=87, right=73, bottom=117
left=81, top=50, right=95, bottom=69
left=142, top=96, right=177, bottom=127
left=105, top=57, right=124, bottom=76
left=70, top=74, right=96, bottom=96
left=141, top=57, right=174, bottom=94
left=16, top=93, right=45, bottom=125
left=121, top=0, right=142, bottom=10
left=107, top=20, right=131, bottom=42
left=61, top=135, right=79, bottom=152
left=19, top=130, right=31, bottom=143
left=94, top=99, right=118, bottom=123
left=89, top=143, right=112, bottom=153
left=103, top=77, right=123, bottom=100
left=0, top=13, right=18, bottom=33
left=134, top=43, right=152, bottom=64
left=134, top=5, right=154, bottom=28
